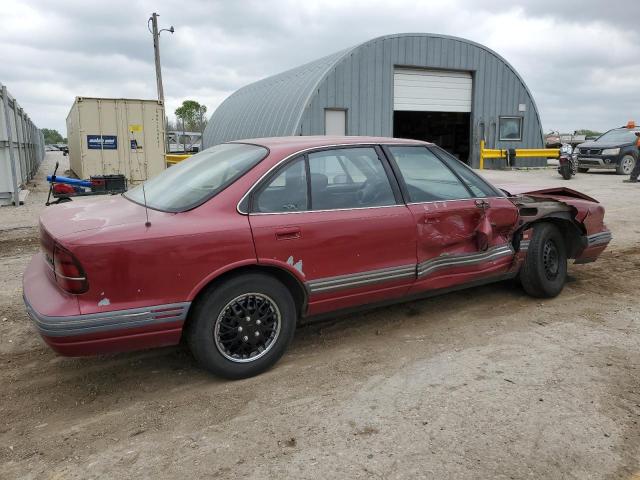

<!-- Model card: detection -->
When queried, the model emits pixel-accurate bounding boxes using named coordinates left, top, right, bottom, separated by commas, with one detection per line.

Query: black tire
left=520, top=223, right=567, bottom=298
left=577, top=167, right=589, bottom=173
left=616, top=155, right=636, bottom=175
left=186, top=273, right=297, bottom=379
left=560, top=166, right=572, bottom=180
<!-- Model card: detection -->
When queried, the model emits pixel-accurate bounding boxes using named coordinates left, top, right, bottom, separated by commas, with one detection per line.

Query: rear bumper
left=23, top=254, right=190, bottom=356
left=24, top=295, right=190, bottom=356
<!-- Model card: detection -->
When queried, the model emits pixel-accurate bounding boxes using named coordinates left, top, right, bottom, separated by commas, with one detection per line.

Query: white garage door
left=393, top=68, right=472, bottom=112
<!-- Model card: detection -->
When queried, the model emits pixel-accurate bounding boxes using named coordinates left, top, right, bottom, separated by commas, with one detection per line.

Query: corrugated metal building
left=1, top=82, right=45, bottom=206
left=204, top=33, right=545, bottom=168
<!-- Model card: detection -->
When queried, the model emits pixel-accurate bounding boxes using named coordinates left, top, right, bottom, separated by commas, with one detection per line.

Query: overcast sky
left=1, top=0, right=638, bottom=136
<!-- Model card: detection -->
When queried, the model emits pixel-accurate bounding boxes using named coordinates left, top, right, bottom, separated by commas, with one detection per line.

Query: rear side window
left=433, top=147, right=503, bottom=198
left=253, top=157, right=308, bottom=213
left=387, top=146, right=471, bottom=202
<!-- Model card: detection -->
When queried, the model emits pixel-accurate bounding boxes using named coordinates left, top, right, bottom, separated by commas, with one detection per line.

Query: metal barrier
left=0, top=82, right=45, bottom=206
left=165, top=154, right=191, bottom=165
left=479, top=140, right=560, bottom=170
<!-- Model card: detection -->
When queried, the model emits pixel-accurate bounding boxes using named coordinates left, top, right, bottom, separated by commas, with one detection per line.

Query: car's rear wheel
left=187, top=273, right=297, bottom=379
left=616, top=155, right=636, bottom=175
left=577, top=167, right=589, bottom=173
left=519, top=223, right=567, bottom=298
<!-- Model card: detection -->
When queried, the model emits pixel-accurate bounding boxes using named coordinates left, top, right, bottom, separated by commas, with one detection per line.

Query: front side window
left=254, top=157, right=308, bottom=213
left=388, top=146, right=471, bottom=202
left=308, top=148, right=395, bottom=210
left=251, top=148, right=397, bottom=213
left=125, top=143, right=267, bottom=212
left=499, top=116, right=523, bottom=141
left=433, top=147, right=503, bottom=198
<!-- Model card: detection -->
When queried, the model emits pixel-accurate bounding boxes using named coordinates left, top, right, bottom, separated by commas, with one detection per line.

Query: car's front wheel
left=577, top=167, right=589, bottom=173
left=616, top=155, right=636, bottom=175
left=519, top=223, right=567, bottom=298
left=187, top=273, right=297, bottom=379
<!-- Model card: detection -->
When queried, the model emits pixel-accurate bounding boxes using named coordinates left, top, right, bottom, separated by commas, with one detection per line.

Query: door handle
left=275, top=227, right=301, bottom=240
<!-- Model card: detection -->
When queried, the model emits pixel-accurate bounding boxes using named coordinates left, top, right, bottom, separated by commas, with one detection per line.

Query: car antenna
left=141, top=183, right=151, bottom=227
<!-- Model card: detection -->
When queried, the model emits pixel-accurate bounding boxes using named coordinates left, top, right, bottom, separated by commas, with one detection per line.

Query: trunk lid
left=39, top=195, right=161, bottom=240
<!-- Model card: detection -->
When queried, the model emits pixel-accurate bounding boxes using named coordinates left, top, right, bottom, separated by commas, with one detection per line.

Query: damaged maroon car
left=23, top=137, right=611, bottom=378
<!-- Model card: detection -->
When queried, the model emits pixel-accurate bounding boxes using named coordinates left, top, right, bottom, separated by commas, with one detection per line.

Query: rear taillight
left=52, top=244, right=88, bottom=294
left=40, top=224, right=54, bottom=262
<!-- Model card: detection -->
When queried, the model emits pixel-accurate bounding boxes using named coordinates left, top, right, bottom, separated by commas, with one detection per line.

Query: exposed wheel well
left=527, top=217, right=585, bottom=258
left=184, top=265, right=308, bottom=332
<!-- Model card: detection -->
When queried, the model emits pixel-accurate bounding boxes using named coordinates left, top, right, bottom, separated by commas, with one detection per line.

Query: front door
left=248, top=146, right=417, bottom=316
left=384, top=145, right=518, bottom=295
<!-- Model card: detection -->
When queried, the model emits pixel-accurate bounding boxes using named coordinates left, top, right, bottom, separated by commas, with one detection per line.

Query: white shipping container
left=66, top=97, right=166, bottom=184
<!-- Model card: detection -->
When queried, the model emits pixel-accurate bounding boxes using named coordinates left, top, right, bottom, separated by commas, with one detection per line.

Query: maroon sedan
left=23, top=137, right=611, bottom=378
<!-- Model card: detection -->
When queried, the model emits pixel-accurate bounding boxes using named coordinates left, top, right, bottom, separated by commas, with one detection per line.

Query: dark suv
left=575, top=125, right=639, bottom=175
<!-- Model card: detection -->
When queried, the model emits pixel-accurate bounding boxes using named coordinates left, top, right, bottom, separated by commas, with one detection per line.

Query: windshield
left=125, top=143, right=268, bottom=212
left=596, top=129, right=639, bottom=144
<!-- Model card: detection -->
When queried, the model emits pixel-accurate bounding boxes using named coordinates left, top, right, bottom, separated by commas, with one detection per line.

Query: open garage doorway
left=393, top=68, right=473, bottom=164
left=393, top=111, right=471, bottom=163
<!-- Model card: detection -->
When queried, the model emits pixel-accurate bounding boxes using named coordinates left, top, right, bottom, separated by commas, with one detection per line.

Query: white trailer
left=66, top=97, right=166, bottom=184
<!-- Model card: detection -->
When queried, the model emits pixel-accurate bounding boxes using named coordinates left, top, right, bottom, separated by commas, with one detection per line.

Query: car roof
left=229, top=135, right=432, bottom=150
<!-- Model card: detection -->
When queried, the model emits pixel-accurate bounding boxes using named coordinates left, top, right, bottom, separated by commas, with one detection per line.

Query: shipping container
left=66, top=97, right=166, bottom=184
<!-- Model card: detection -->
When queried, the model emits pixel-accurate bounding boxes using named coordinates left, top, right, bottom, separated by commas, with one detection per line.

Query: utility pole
left=148, top=13, right=174, bottom=153
left=150, top=13, right=164, bottom=103
left=149, top=13, right=173, bottom=103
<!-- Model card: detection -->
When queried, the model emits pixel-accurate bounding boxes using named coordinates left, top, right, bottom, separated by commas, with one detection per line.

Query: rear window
left=125, top=143, right=267, bottom=212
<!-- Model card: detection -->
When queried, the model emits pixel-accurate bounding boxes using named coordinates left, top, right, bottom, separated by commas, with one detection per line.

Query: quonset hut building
left=203, top=33, right=544, bottom=168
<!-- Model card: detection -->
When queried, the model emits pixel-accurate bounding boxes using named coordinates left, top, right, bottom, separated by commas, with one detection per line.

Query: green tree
left=574, top=129, right=602, bottom=138
left=42, top=128, right=64, bottom=144
left=175, top=100, right=207, bottom=132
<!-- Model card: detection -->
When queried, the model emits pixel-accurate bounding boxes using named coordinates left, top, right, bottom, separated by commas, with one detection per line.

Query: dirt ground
left=1, top=152, right=639, bottom=479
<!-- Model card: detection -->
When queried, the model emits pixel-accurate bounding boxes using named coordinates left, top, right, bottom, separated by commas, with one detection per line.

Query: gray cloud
left=1, top=0, right=638, bottom=136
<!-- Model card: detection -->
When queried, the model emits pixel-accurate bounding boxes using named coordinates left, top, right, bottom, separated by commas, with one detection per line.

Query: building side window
left=324, top=109, right=347, bottom=136
left=499, top=116, right=523, bottom=141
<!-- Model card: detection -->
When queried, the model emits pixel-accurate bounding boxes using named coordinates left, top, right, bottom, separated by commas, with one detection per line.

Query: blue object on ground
left=46, top=175, right=92, bottom=187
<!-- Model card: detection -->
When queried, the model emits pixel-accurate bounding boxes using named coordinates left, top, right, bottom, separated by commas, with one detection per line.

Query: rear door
left=384, top=145, right=518, bottom=295
left=248, top=146, right=417, bottom=316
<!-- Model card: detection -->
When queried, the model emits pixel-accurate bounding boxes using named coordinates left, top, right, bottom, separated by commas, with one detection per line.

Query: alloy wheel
left=621, top=156, right=635, bottom=175
left=214, top=293, right=281, bottom=363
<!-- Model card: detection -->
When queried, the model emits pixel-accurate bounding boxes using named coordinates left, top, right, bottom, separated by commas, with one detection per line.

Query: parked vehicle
left=167, top=131, right=202, bottom=153
left=574, top=123, right=640, bottom=175
left=54, top=144, right=69, bottom=156
left=546, top=131, right=586, bottom=149
left=557, top=144, right=577, bottom=180
left=23, top=137, right=612, bottom=379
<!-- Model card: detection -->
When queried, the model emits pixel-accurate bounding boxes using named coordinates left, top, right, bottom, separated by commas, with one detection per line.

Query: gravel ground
left=1, top=152, right=639, bottom=479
